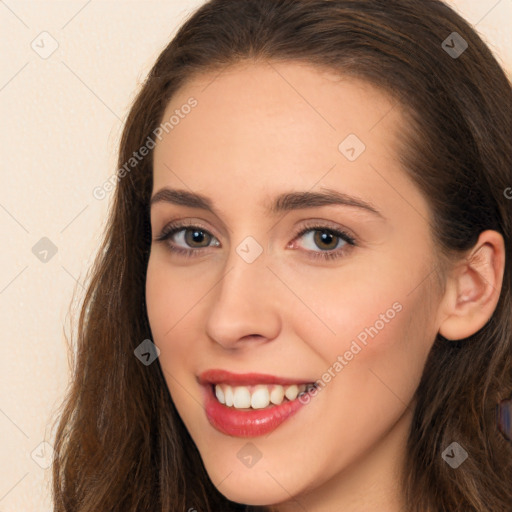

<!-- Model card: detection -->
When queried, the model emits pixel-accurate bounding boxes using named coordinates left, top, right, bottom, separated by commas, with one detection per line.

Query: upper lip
left=198, top=369, right=314, bottom=386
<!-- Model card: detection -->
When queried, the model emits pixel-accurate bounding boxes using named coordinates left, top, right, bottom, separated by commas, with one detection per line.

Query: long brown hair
left=50, top=1, right=512, bottom=510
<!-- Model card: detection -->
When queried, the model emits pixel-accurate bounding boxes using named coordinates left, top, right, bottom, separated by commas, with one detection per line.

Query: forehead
left=151, top=61, right=424, bottom=220
left=155, top=60, right=399, bottom=163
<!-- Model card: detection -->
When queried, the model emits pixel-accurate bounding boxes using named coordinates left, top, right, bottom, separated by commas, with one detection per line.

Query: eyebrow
left=150, top=187, right=384, bottom=218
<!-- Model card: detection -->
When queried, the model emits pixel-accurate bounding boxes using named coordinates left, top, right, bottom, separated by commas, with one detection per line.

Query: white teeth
left=251, top=385, right=270, bottom=409
left=214, top=383, right=312, bottom=409
left=215, top=385, right=225, bottom=404
left=233, top=386, right=252, bottom=408
left=269, top=385, right=285, bottom=405
left=224, top=386, right=234, bottom=407
left=284, top=384, right=299, bottom=401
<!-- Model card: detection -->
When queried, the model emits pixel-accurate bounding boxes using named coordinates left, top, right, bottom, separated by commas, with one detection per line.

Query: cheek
left=275, top=247, right=437, bottom=361
left=145, top=257, right=200, bottom=382
left=287, top=265, right=436, bottom=413
left=312, top=287, right=435, bottom=437
left=290, top=294, right=434, bottom=479
left=145, top=256, right=207, bottom=340
left=275, top=268, right=405, bottom=361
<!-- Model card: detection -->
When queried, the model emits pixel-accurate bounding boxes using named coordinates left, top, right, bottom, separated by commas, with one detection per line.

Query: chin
left=202, top=461, right=297, bottom=506
left=216, top=483, right=288, bottom=507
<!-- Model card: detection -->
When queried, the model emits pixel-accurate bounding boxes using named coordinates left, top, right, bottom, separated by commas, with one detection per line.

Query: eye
left=154, top=220, right=357, bottom=261
left=290, top=223, right=356, bottom=261
left=154, top=221, right=220, bottom=257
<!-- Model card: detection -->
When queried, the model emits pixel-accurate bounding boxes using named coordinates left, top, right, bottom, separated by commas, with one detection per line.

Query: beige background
left=0, top=1, right=510, bottom=510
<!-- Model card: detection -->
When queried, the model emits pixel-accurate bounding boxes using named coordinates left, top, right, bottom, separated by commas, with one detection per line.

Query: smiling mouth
left=202, top=381, right=318, bottom=437
left=213, top=382, right=318, bottom=409
left=199, top=370, right=319, bottom=437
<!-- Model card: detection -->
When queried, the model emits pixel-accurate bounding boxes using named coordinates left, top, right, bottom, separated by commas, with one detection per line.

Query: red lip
left=199, top=369, right=316, bottom=438
left=198, top=369, right=313, bottom=386
left=202, top=383, right=308, bottom=437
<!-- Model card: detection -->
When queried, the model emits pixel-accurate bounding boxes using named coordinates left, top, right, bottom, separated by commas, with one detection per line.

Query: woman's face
left=146, top=61, right=444, bottom=509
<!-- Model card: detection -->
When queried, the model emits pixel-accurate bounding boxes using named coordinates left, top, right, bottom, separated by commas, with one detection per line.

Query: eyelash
left=154, top=220, right=356, bottom=262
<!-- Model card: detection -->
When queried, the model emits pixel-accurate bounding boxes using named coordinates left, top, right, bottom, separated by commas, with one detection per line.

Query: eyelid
left=154, top=218, right=215, bottom=241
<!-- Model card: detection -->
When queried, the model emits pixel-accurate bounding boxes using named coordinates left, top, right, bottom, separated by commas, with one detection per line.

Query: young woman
left=51, top=1, right=512, bottom=510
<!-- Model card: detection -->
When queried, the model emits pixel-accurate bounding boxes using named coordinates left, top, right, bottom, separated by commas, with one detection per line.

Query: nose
left=205, top=242, right=282, bottom=350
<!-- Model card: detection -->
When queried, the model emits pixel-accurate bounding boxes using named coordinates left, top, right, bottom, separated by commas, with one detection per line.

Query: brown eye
left=297, top=228, right=351, bottom=252
left=154, top=222, right=220, bottom=256
left=312, top=230, right=340, bottom=251
left=290, top=225, right=356, bottom=262
left=184, top=228, right=213, bottom=248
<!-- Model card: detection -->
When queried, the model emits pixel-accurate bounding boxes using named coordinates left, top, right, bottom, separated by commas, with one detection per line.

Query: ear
left=438, top=230, right=505, bottom=341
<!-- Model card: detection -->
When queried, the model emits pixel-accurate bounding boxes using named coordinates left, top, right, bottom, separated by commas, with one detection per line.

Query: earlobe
left=438, top=230, right=505, bottom=341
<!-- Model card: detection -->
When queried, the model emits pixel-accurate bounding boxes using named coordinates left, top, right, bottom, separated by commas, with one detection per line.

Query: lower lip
left=203, top=385, right=310, bottom=437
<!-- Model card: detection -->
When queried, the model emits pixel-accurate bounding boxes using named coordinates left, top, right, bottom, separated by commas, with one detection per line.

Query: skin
left=145, top=61, right=505, bottom=511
